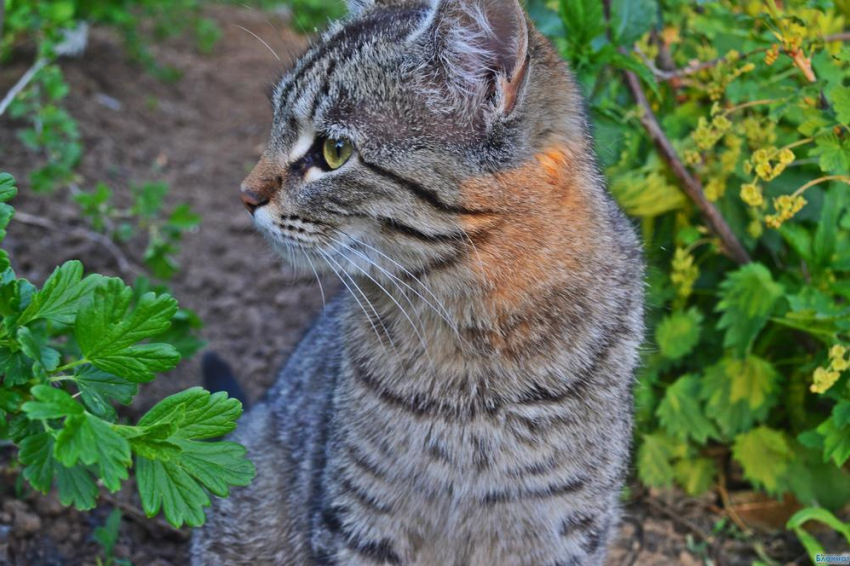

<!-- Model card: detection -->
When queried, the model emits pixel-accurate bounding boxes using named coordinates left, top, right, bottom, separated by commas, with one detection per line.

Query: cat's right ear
left=409, top=0, right=530, bottom=118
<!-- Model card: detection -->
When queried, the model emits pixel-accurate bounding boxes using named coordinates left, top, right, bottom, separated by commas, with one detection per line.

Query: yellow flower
left=755, top=162, right=774, bottom=180
left=830, top=345, right=849, bottom=371
left=830, top=345, right=847, bottom=361
left=671, top=248, right=699, bottom=300
left=778, top=148, right=795, bottom=165
left=705, top=177, right=726, bottom=202
left=684, top=150, right=702, bottom=166
left=811, top=367, right=841, bottom=394
left=765, top=44, right=780, bottom=66
left=740, top=183, right=765, bottom=207
left=753, top=149, right=771, bottom=165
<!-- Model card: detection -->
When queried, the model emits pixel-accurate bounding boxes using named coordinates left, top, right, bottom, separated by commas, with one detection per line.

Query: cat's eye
left=322, top=137, right=354, bottom=170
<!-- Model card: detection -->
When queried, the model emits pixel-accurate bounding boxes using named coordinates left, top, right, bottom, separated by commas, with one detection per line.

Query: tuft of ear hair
left=411, top=0, right=529, bottom=119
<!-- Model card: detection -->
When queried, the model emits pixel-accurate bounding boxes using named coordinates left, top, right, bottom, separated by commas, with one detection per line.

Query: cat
left=191, top=0, right=644, bottom=564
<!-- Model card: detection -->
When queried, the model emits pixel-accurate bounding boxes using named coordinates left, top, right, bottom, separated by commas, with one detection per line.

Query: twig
left=651, top=32, right=850, bottom=83
left=100, top=492, right=189, bottom=540
left=0, top=57, right=47, bottom=117
left=622, top=70, right=751, bottom=264
left=716, top=465, right=753, bottom=536
left=643, top=495, right=715, bottom=543
left=12, top=211, right=143, bottom=276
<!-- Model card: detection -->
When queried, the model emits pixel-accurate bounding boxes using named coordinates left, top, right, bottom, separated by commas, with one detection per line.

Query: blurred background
left=0, top=0, right=849, bottom=564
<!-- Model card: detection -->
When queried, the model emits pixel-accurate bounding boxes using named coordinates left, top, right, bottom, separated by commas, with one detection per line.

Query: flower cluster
left=811, top=345, right=849, bottom=394
left=766, top=194, right=807, bottom=229
left=671, top=247, right=699, bottom=301
left=692, top=115, right=733, bottom=151
left=745, top=147, right=795, bottom=182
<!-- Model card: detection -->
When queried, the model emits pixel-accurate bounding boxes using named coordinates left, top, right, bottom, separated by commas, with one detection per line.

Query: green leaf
left=830, top=84, right=850, bottom=126
left=0, top=173, right=18, bottom=203
left=657, top=374, right=718, bottom=443
left=22, top=385, right=84, bottom=419
left=76, top=279, right=180, bottom=382
left=18, top=327, right=60, bottom=375
left=701, top=356, right=779, bottom=437
left=558, top=0, right=606, bottom=51
left=19, top=432, right=55, bottom=493
left=19, top=261, right=102, bottom=326
left=170, top=439, right=254, bottom=497
left=0, top=348, right=33, bottom=386
left=55, top=414, right=131, bottom=492
left=674, top=457, right=716, bottom=496
left=817, top=417, right=850, bottom=467
left=732, top=426, right=792, bottom=496
left=93, top=509, right=123, bottom=558
left=138, top=387, right=243, bottom=440
left=813, top=185, right=848, bottom=267
left=637, top=432, right=682, bottom=488
left=610, top=0, right=657, bottom=46
left=75, top=365, right=138, bottom=421
left=716, top=264, right=784, bottom=357
left=656, top=308, right=703, bottom=360
left=787, top=507, right=850, bottom=543
left=55, top=464, right=98, bottom=511
left=810, top=133, right=850, bottom=175
left=136, top=455, right=210, bottom=528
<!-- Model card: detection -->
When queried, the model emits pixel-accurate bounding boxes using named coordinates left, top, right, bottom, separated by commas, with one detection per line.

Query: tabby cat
left=192, top=0, right=644, bottom=564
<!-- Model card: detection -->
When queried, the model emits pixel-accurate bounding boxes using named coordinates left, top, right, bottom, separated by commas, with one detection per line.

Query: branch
left=0, top=57, right=47, bottom=117
left=622, top=70, right=752, bottom=264
left=13, top=211, right=144, bottom=276
left=651, top=32, right=850, bottom=83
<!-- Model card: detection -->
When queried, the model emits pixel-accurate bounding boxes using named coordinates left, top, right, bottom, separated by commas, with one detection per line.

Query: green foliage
left=528, top=0, right=850, bottom=543
left=787, top=507, right=850, bottom=564
left=0, top=174, right=255, bottom=527
left=94, top=509, right=130, bottom=566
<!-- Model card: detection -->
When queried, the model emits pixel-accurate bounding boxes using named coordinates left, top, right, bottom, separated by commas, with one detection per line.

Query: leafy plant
left=529, top=0, right=850, bottom=549
left=0, top=173, right=255, bottom=527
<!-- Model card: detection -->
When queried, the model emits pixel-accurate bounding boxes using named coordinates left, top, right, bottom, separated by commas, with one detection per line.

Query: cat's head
left=242, top=0, right=587, bottom=280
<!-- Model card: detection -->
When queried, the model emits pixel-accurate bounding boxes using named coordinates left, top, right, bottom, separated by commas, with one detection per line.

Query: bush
left=0, top=173, right=255, bottom=527
left=529, top=0, right=850, bottom=554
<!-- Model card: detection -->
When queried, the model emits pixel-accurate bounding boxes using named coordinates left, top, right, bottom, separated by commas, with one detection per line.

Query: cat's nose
left=240, top=155, right=283, bottom=215
left=240, top=186, right=269, bottom=215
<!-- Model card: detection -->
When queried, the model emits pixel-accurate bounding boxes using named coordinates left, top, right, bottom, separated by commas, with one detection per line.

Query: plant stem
left=792, top=176, right=850, bottom=198
left=55, top=359, right=88, bottom=373
left=0, top=57, right=47, bottom=117
left=622, top=70, right=751, bottom=264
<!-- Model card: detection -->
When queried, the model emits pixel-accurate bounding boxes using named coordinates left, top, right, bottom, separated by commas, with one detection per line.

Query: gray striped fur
left=192, top=1, right=644, bottom=564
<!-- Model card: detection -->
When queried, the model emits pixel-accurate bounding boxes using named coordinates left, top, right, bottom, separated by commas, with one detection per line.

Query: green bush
left=529, top=0, right=850, bottom=555
left=0, top=173, right=255, bottom=527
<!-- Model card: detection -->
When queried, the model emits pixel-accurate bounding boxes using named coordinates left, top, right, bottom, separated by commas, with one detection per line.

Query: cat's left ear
left=412, top=0, right=529, bottom=116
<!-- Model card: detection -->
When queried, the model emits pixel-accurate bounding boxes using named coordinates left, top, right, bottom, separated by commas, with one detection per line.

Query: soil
left=0, top=5, right=818, bottom=565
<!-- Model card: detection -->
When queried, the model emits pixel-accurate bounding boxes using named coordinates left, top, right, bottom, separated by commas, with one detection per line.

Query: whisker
left=318, top=249, right=398, bottom=357
left=302, top=249, right=327, bottom=310
left=234, top=25, right=282, bottom=63
left=328, top=235, right=460, bottom=335
left=335, top=230, right=456, bottom=324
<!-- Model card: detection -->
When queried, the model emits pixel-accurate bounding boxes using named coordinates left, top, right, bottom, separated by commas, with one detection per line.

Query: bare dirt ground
left=0, top=5, right=814, bottom=565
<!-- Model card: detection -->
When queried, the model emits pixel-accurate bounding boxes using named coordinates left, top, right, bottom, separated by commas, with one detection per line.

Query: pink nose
left=240, top=186, right=268, bottom=215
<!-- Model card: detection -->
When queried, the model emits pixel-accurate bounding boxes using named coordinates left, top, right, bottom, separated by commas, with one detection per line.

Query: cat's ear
left=412, top=0, right=529, bottom=116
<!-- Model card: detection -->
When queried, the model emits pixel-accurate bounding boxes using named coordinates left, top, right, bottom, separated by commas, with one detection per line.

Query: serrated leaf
left=0, top=174, right=17, bottom=203
left=701, top=356, right=779, bottom=437
left=136, top=455, right=210, bottom=528
left=810, top=133, right=850, bottom=175
left=716, top=264, right=784, bottom=356
left=55, top=414, right=131, bottom=492
left=18, top=261, right=102, bottom=326
left=657, top=374, right=718, bottom=443
left=76, top=279, right=180, bottom=382
left=75, top=366, right=138, bottom=421
left=732, top=426, right=792, bottom=495
left=674, top=457, right=716, bottom=496
left=18, top=327, right=60, bottom=375
left=0, top=347, right=33, bottom=386
left=171, top=439, right=253, bottom=497
left=138, top=387, right=243, bottom=440
left=19, top=432, right=55, bottom=493
left=637, top=432, right=680, bottom=488
left=817, top=416, right=850, bottom=467
left=55, top=464, right=98, bottom=511
left=830, top=84, right=850, bottom=126
left=656, top=308, right=703, bottom=360
left=22, top=385, right=84, bottom=419
left=610, top=0, right=657, bottom=46
left=558, top=0, right=606, bottom=50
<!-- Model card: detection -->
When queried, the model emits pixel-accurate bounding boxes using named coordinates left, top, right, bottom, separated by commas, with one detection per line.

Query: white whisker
left=235, top=25, right=282, bottom=63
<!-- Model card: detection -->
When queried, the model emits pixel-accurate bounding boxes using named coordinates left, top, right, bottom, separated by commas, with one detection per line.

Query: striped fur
left=192, top=1, right=644, bottom=564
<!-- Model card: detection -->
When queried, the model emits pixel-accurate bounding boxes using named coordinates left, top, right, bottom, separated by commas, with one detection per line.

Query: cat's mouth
left=253, top=207, right=326, bottom=248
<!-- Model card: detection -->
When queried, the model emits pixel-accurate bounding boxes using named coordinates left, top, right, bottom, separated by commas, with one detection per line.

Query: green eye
left=322, top=137, right=354, bottom=170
